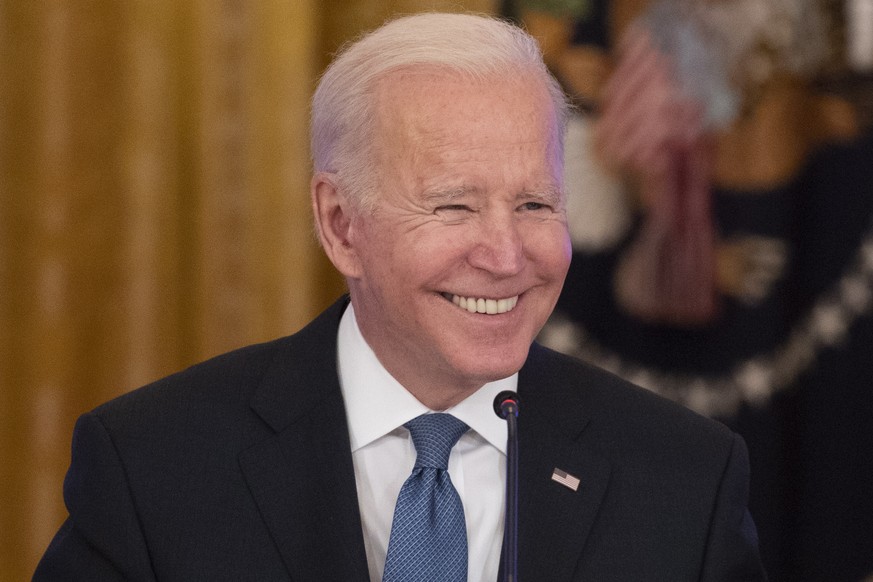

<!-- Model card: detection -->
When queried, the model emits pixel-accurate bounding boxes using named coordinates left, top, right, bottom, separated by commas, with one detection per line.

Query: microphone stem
left=505, top=406, right=518, bottom=582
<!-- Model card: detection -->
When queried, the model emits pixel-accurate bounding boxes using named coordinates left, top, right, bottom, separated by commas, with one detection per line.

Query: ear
left=311, top=172, right=363, bottom=279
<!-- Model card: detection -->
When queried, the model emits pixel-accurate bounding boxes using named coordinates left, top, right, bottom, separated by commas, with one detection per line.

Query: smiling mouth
left=441, top=293, right=519, bottom=314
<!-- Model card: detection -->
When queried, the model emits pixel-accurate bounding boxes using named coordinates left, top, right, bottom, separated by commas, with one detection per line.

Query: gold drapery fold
left=0, top=1, right=495, bottom=579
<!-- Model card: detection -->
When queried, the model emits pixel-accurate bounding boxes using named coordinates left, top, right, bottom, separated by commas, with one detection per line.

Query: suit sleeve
left=33, top=412, right=157, bottom=582
left=699, top=432, right=768, bottom=581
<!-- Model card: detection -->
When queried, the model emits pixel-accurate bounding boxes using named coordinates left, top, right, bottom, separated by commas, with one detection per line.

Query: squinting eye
left=437, top=204, right=472, bottom=212
left=520, top=202, right=549, bottom=211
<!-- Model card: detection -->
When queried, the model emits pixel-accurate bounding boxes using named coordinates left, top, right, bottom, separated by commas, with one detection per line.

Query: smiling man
left=35, top=13, right=766, bottom=582
left=313, top=65, right=571, bottom=411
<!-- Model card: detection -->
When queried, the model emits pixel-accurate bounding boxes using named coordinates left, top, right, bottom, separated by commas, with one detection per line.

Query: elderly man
left=35, top=13, right=766, bottom=582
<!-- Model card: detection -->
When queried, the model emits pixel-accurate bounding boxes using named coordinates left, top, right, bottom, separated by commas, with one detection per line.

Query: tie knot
left=404, top=413, right=469, bottom=470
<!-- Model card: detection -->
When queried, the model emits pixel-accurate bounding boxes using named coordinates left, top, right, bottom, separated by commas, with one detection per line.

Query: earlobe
left=311, top=173, right=363, bottom=278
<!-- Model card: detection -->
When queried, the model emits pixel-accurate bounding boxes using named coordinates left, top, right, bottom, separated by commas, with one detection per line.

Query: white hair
left=310, top=12, right=571, bottom=210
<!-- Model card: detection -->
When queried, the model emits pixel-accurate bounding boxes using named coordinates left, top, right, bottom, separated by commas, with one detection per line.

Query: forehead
left=361, top=69, right=565, bottom=213
left=380, top=67, right=552, bottom=125
left=371, top=67, right=559, bottom=164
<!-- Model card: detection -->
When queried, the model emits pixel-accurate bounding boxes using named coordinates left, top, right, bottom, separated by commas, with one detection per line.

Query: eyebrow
left=421, top=184, right=564, bottom=205
left=421, top=186, right=477, bottom=203
left=520, top=186, right=563, bottom=205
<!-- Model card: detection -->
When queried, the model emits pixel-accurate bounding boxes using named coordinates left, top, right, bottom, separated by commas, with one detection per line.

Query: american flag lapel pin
left=551, top=467, right=581, bottom=492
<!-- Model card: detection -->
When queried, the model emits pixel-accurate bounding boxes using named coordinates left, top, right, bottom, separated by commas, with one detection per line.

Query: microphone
left=493, top=390, right=519, bottom=582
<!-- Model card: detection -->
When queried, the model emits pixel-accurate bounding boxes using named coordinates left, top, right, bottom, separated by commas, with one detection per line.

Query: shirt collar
left=337, top=303, right=514, bottom=455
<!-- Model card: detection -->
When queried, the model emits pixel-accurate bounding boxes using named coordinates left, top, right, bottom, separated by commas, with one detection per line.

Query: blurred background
left=0, top=0, right=871, bottom=580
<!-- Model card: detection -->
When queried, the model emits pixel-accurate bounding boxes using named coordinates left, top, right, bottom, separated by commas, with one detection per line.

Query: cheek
left=528, top=224, right=572, bottom=273
left=557, top=231, right=572, bottom=271
left=355, top=220, right=403, bottom=272
left=363, top=231, right=449, bottom=290
left=411, top=228, right=470, bottom=265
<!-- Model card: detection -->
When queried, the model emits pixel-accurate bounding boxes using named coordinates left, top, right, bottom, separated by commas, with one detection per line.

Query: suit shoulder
left=88, top=298, right=347, bottom=435
left=90, top=336, right=293, bottom=429
left=523, top=343, right=736, bottom=449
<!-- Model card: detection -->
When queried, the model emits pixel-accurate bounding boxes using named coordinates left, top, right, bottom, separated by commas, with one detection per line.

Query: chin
left=450, top=346, right=530, bottom=385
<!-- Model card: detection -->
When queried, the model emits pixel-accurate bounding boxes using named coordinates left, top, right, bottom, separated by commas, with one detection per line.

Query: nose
left=467, top=211, right=524, bottom=276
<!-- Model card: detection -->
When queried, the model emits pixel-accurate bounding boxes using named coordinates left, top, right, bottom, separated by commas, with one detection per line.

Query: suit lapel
left=516, top=344, right=612, bottom=581
left=239, top=298, right=370, bottom=581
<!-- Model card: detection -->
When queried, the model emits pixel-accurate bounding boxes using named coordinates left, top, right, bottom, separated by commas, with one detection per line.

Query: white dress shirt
left=337, top=304, right=511, bottom=582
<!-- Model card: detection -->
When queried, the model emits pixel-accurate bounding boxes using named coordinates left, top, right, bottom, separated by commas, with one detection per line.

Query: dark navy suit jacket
left=34, top=298, right=766, bottom=581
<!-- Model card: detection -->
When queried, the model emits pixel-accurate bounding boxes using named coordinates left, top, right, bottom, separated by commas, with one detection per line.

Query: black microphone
left=493, top=390, right=519, bottom=582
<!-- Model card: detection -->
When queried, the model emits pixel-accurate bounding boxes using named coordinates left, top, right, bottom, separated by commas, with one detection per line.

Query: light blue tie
left=382, top=413, right=470, bottom=582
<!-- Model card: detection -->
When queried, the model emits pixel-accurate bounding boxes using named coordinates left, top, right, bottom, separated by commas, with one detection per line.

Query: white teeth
left=447, top=294, right=518, bottom=314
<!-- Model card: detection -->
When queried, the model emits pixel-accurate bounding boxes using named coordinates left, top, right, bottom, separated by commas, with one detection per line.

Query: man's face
left=345, top=68, right=571, bottom=406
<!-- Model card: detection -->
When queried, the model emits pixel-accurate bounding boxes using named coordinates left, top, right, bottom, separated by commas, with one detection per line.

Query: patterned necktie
left=382, top=413, right=470, bottom=582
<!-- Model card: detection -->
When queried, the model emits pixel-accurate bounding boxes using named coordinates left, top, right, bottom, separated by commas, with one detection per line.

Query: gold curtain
left=0, top=1, right=495, bottom=579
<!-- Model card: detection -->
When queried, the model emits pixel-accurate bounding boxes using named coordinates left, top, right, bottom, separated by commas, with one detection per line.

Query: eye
left=519, top=201, right=550, bottom=212
left=435, top=204, right=474, bottom=214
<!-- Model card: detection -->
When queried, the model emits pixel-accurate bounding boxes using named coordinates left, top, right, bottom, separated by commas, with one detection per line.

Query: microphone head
left=493, top=390, right=520, bottom=419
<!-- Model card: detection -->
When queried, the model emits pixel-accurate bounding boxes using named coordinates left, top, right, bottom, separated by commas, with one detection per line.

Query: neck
left=403, top=383, right=482, bottom=411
